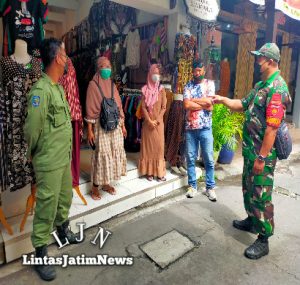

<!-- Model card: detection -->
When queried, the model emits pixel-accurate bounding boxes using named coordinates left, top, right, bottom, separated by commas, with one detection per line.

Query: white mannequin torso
left=11, top=39, right=31, bottom=65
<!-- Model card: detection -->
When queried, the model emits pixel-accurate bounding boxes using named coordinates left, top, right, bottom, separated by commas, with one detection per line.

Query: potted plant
left=212, top=104, right=244, bottom=164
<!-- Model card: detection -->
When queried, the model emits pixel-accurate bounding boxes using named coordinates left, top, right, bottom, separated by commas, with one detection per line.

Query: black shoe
left=57, top=220, right=84, bottom=245
left=35, top=245, right=56, bottom=281
left=244, top=235, right=269, bottom=259
left=233, top=217, right=256, bottom=234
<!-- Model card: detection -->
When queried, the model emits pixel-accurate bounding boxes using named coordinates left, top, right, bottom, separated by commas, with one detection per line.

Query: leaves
left=212, top=104, right=245, bottom=152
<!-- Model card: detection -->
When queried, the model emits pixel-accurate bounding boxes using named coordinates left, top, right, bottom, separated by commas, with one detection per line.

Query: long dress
left=0, top=56, right=41, bottom=191
left=0, top=88, right=8, bottom=204
left=86, top=74, right=127, bottom=186
left=138, top=89, right=167, bottom=177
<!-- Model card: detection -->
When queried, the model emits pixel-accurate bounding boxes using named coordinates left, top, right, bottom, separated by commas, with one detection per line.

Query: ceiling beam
left=111, top=0, right=170, bottom=15
left=49, top=0, right=79, bottom=11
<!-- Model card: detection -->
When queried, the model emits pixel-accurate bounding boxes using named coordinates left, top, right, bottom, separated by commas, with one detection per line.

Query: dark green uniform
left=24, top=73, right=72, bottom=248
left=241, top=71, right=291, bottom=237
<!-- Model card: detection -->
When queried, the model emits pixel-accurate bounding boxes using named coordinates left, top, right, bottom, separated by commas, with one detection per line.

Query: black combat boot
left=233, top=216, right=256, bottom=234
left=244, top=235, right=269, bottom=259
left=56, top=220, right=83, bottom=244
left=35, top=245, right=56, bottom=281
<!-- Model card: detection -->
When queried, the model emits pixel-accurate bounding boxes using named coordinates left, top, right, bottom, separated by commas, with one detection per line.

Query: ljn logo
left=51, top=222, right=112, bottom=249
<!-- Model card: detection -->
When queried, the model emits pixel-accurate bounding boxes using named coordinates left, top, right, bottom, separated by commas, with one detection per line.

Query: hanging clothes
left=0, top=88, right=8, bottom=202
left=124, top=29, right=141, bottom=69
left=0, top=0, right=48, bottom=56
left=165, top=99, right=186, bottom=167
left=0, top=56, right=41, bottom=191
left=120, top=90, right=142, bottom=152
left=59, top=58, right=83, bottom=187
left=163, top=87, right=174, bottom=134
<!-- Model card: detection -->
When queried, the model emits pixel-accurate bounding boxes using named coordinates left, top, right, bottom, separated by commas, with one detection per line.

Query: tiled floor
left=79, top=150, right=139, bottom=184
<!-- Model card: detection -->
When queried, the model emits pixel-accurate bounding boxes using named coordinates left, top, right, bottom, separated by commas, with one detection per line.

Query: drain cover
left=140, top=230, right=195, bottom=269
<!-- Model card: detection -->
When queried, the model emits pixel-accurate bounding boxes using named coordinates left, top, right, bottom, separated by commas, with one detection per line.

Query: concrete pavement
left=0, top=173, right=299, bottom=284
left=1, top=126, right=300, bottom=285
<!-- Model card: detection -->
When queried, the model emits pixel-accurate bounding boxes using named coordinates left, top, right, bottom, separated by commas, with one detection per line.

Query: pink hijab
left=142, top=64, right=163, bottom=113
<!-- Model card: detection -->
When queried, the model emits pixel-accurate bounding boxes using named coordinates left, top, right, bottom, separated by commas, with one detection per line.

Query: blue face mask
left=100, top=68, right=112, bottom=80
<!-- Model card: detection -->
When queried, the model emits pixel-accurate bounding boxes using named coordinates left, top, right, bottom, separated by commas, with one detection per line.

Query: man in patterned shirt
left=211, top=43, right=292, bottom=259
left=183, top=60, right=216, bottom=201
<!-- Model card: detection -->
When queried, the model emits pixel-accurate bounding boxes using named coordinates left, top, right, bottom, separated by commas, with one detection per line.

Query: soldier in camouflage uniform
left=210, top=43, right=292, bottom=259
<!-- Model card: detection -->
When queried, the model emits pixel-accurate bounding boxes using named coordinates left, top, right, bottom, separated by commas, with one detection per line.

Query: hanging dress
left=0, top=56, right=41, bottom=191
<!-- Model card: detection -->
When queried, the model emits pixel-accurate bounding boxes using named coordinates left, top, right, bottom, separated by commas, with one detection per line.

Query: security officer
left=210, top=43, right=292, bottom=259
left=24, top=38, right=82, bottom=281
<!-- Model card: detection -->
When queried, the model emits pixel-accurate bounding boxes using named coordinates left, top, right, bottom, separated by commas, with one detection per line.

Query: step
left=0, top=168, right=202, bottom=263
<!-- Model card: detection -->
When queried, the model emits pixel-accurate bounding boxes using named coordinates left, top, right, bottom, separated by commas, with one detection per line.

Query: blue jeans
left=186, top=128, right=215, bottom=190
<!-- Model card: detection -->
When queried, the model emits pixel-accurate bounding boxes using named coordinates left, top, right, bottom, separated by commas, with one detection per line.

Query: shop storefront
left=0, top=0, right=299, bottom=264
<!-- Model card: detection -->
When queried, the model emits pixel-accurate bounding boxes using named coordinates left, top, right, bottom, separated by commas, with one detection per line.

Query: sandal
left=157, top=177, right=167, bottom=182
left=146, top=176, right=154, bottom=181
left=102, top=185, right=116, bottom=195
left=90, top=186, right=102, bottom=200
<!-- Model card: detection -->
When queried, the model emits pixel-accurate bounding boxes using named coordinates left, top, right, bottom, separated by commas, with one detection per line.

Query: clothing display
left=0, top=56, right=41, bottom=191
left=165, top=100, right=186, bottom=167
left=124, top=29, right=141, bottom=69
left=0, top=0, right=48, bottom=56
left=204, top=43, right=221, bottom=81
left=138, top=88, right=167, bottom=178
left=59, top=58, right=83, bottom=187
left=163, top=87, right=173, bottom=133
left=0, top=88, right=8, bottom=201
left=165, top=33, right=197, bottom=167
left=120, top=89, right=142, bottom=152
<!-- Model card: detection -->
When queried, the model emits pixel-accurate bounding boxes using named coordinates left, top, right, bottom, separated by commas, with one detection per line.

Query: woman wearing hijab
left=85, top=57, right=127, bottom=200
left=138, top=64, right=167, bottom=181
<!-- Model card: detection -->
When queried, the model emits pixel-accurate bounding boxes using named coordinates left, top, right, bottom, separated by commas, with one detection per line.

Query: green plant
left=212, top=104, right=245, bottom=152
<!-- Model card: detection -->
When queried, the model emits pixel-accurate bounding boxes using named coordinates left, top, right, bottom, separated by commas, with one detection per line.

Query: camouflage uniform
left=241, top=70, right=291, bottom=237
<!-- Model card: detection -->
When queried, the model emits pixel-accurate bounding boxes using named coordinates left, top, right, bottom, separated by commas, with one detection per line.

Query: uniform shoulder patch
left=32, top=95, right=40, bottom=107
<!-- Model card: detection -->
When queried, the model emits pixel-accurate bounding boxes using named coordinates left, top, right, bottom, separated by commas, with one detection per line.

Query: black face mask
left=256, top=60, right=268, bottom=73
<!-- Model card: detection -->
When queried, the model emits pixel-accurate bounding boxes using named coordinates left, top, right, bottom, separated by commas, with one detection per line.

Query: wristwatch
left=257, top=155, right=267, bottom=162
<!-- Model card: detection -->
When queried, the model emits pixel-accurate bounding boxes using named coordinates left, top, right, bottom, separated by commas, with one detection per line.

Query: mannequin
left=11, top=39, right=31, bottom=65
left=0, top=39, right=41, bottom=232
left=13, top=40, right=37, bottom=232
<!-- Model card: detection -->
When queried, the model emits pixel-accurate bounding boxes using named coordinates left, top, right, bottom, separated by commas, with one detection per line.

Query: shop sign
left=275, top=0, right=300, bottom=21
left=184, top=0, right=220, bottom=22
left=249, top=0, right=265, bottom=5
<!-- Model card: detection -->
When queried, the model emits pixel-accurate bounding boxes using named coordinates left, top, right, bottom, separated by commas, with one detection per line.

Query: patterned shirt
left=241, top=71, right=292, bottom=162
left=183, top=79, right=215, bottom=130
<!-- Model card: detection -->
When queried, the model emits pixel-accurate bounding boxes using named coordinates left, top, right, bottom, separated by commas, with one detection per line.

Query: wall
left=293, top=56, right=300, bottom=127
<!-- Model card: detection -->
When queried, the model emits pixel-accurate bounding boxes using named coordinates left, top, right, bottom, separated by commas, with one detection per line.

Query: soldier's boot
left=233, top=216, right=256, bottom=234
left=244, top=235, right=269, bottom=259
left=56, top=220, right=83, bottom=244
left=35, top=245, right=56, bottom=281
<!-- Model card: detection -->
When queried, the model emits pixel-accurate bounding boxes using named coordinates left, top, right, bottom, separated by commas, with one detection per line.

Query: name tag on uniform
left=32, top=95, right=40, bottom=107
